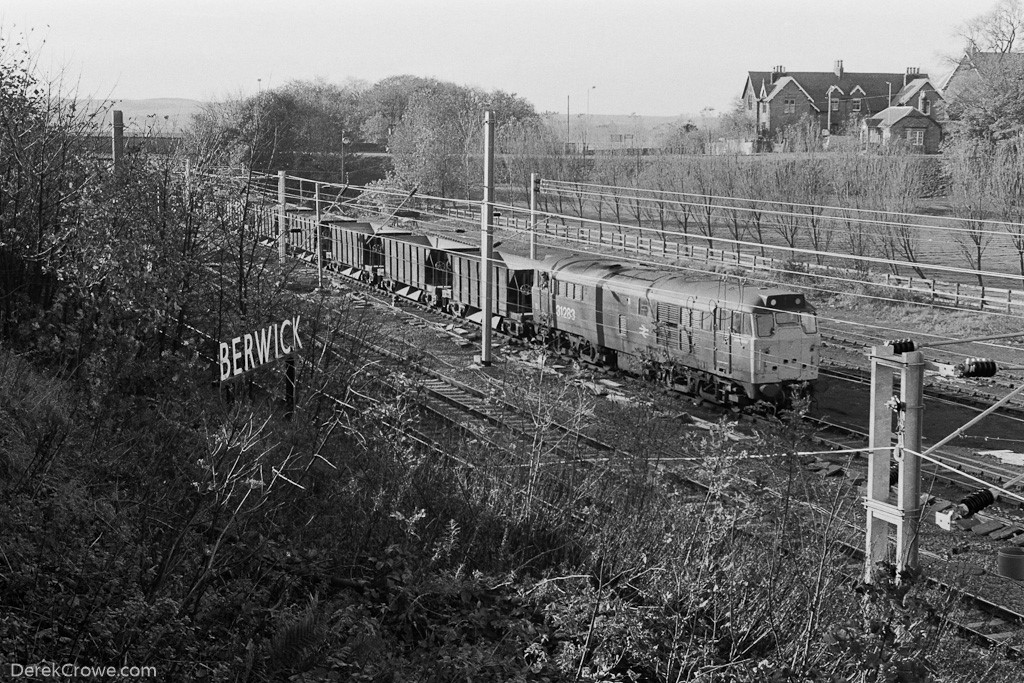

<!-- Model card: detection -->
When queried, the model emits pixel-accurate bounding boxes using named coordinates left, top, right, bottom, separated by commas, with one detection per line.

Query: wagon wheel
left=697, top=379, right=717, bottom=403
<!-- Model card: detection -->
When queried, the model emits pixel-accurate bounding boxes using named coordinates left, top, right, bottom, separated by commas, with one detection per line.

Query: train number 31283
left=555, top=305, right=577, bottom=321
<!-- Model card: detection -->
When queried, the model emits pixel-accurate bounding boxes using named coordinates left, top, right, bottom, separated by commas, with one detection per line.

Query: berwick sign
left=219, top=315, right=302, bottom=382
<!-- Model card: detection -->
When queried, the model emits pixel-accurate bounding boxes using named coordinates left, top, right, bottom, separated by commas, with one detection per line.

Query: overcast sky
left=1, top=0, right=989, bottom=117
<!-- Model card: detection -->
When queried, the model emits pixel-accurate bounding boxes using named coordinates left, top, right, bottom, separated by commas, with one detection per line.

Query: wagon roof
left=493, top=251, right=540, bottom=272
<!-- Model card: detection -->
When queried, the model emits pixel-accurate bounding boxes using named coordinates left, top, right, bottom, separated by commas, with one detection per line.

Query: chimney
left=771, top=65, right=786, bottom=84
left=834, top=60, right=844, bottom=79
left=904, top=66, right=920, bottom=87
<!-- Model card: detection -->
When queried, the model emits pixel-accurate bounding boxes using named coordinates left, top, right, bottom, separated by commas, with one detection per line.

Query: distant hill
left=81, top=98, right=207, bottom=134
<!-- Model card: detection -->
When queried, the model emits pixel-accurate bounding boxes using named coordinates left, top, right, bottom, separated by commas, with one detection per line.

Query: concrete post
left=897, top=350, right=924, bottom=570
left=111, top=110, right=124, bottom=180
left=479, top=111, right=495, bottom=366
left=864, top=345, right=923, bottom=583
left=277, top=171, right=287, bottom=264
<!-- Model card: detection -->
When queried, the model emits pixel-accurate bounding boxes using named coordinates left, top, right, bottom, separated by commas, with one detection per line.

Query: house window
left=830, top=99, right=839, bottom=111
left=906, top=129, right=924, bottom=146
left=920, top=95, right=931, bottom=115
left=747, top=93, right=754, bottom=110
left=852, top=98, right=862, bottom=112
left=783, top=98, right=796, bottom=114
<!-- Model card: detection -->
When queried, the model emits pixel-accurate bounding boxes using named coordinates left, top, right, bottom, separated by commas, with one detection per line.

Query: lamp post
left=341, top=132, right=352, bottom=183
left=585, top=85, right=595, bottom=154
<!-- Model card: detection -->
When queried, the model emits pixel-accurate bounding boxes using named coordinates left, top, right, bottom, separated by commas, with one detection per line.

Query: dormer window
left=831, top=99, right=840, bottom=111
left=920, top=94, right=930, bottom=115
left=852, top=98, right=862, bottom=113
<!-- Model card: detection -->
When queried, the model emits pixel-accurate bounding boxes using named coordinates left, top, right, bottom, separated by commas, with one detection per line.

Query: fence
left=437, top=205, right=1024, bottom=315
left=251, top=200, right=1024, bottom=315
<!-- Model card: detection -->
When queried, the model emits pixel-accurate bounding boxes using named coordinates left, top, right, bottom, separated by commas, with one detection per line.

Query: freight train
left=271, top=211, right=819, bottom=405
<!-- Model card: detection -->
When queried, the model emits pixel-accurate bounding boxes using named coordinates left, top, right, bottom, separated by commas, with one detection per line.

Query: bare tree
left=990, top=139, right=1024, bottom=277
left=946, top=138, right=996, bottom=285
left=959, top=0, right=1024, bottom=54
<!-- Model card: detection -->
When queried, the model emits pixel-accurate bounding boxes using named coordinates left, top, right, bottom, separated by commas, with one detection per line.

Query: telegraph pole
left=479, top=111, right=495, bottom=366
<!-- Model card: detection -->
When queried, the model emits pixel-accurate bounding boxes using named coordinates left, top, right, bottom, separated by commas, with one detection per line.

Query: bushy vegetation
left=5, top=23, right=1024, bottom=683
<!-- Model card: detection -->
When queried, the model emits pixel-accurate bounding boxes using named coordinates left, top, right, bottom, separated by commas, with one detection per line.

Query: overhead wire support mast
left=479, top=111, right=495, bottom=367
left=864, top=336, right=1016, bottom=585
left=865, top=344, right=923, bottom=584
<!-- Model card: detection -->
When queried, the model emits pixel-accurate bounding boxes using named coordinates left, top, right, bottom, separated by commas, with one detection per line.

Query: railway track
left=820, top=331, right=1024, bottom=410
left=257, top=229, right=1024, bottom=662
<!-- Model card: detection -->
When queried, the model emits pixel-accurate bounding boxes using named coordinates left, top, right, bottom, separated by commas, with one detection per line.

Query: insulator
left=884, top=339, right=916, bottom=354
left=956, top=357, right=997, bottom=378
left=958, top=488, right=995, bottom=516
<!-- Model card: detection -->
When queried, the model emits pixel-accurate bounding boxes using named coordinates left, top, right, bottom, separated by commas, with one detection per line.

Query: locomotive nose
left=776, top=341, right=802, bottom=380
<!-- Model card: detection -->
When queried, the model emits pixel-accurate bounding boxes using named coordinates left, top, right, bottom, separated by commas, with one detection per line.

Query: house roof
left=764, top=76, right=819, bottom=111
left=942, top=50, right=1024, bottom=98
left=745, top=69, right=928, bottom=111
left=864, top=106, right=936, bottom=128
left=893, top=78, right=935, bottom=105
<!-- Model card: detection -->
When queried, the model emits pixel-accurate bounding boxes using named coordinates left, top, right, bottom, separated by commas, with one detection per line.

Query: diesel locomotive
left=267, top=212, right=819, bottom=405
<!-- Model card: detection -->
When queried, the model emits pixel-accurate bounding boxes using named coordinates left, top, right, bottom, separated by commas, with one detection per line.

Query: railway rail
left=244, top=218, right=1024, bottom=662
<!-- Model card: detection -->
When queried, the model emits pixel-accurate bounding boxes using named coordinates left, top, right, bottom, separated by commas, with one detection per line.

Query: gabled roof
left=745, top=69, right=928, bottom=112
left=942, top=50, right=1024, bottom=98
left=893, top=77, right=936, bottom=105
left=765, top=76, right=819, bottom=111
left=864, top=106, right=936, bottom=128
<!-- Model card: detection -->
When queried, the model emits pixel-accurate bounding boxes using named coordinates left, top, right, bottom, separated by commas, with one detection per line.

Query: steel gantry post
left=864, top=345, right=924, bottom=583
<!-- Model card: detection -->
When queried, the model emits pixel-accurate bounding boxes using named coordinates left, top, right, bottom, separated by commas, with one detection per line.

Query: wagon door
left=714, top=308, right=732, bottom=375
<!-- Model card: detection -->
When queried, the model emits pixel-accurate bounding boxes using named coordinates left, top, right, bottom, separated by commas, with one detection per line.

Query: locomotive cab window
left=774, top=311, right=800, bottom=327
left=754, top=311, right=803, bottom=337
left=800, top=313, right=817, bottom=333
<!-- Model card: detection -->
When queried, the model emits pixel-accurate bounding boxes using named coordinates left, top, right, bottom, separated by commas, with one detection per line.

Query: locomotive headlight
left=762, top=347, right=771, bottom=354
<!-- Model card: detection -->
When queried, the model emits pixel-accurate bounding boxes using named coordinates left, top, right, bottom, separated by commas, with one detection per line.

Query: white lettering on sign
left=219, top=315, right=303, bottom=382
